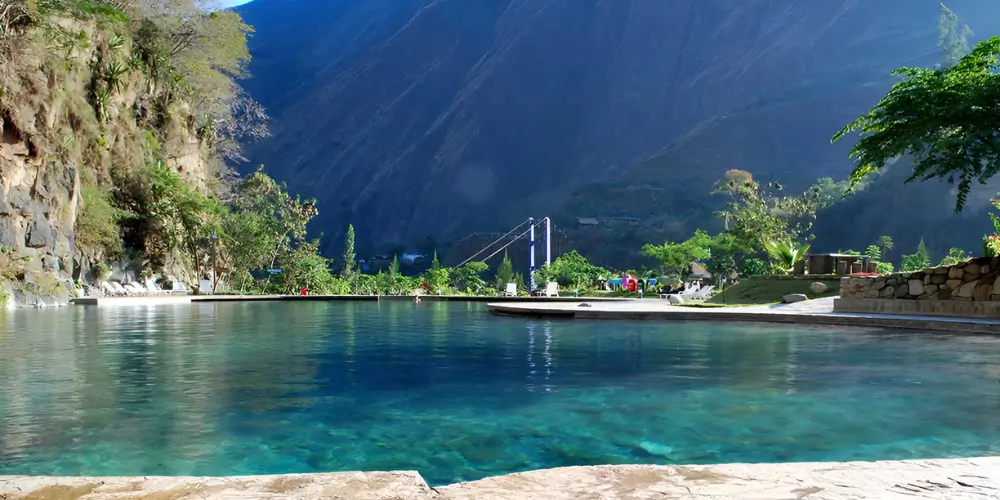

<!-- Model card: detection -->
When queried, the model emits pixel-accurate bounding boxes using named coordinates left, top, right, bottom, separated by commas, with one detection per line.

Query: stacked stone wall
left=840, top=257, right=999, bottom=302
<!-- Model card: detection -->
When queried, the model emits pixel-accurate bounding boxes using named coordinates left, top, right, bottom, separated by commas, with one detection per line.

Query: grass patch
left=706, top=276, right=840, bottom=306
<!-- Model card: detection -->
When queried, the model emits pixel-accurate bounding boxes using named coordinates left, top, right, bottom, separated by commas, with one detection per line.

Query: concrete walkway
left=2, top=457, right=998, bottom=499
left=486, top=297, right=1000, bottom=334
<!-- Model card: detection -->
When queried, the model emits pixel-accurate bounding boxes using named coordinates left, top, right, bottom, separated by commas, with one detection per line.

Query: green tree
left=877, top=235, right=894, bottom=261
left=76, top=186, right=128, bottom=260
left=340, top=224, right=355, bottom=279
left=452, top=261, right=489, bottom=294
left=494, top=251, right=514, bottom=291
left=763, top=240, right=810, bottom=275
left=278, top=239, right=344, bottom=294
left=534, top=250, right=606, bottom=289
left=901, top=239, right=932, bottom=271
left=938, top=247, right=970, bottom=267
left=832, top=37, right=1000, bottom=210
left=865, top=245, right=883, bottom=262
left=713, top=172, right=819, bottom=254
left=641, top=230, right=712, bottom=277
left=220, top=170, right=317, bottom=290
left=388, top=254, right=399, bottom=279
left=514, top=272, right=527, bottom=294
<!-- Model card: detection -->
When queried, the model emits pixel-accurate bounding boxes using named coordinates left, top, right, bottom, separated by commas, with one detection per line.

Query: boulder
left=26, top=213, right=54, bottom=249
left=946, top=279, right=963, bottom=290
left=667, top=295, right=684, bottom=305
left=974, top=283, right=993, bottom=301
left=872, top=279, right=887, bottom=290
left=907, top=279, right=924, bottom=296
left=925, top=284, right=938, bottom=296
left=923, top=274, right=931, bottom=285
left=965, top=262, right=982, bottom=278
left=893, top=283, right=909, bottom=298
left=879, top=286, right=895, bottom=298
left=938, top=287, right=953, bottom=300
left=782, top=293, right=808, bottom=304
left=930, top=274, right=947, bottom=285
left=809, top=282, right=828, bottom=294
left=993, top=275, right=1000, bottom=296
left=933, top=266, right=949, bottom=275
left=948, top=267, right=965, bottom=279
left=957, top=281, right=978, bottom=299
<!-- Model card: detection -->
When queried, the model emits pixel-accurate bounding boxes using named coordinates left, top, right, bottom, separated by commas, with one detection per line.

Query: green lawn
left=704, top=277, right=841, bottom=306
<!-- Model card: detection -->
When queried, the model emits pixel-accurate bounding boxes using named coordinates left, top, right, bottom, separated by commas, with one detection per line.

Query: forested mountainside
left=238, top=0, right=1000, bottom=262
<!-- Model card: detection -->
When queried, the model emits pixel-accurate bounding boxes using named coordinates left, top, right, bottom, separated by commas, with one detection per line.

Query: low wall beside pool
left=835, top=257, right=1000, bottom=319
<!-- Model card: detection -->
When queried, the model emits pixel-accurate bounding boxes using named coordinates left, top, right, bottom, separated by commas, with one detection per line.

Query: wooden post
left=836, top=260, right=847, bottom=275
left=867, top=261, right=878, bottom=273
left=850, top=262, right=863, bottom=274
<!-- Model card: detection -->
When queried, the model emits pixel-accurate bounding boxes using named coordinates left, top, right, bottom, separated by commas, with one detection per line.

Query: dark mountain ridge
left=238, top=0, right=1000, bottom=259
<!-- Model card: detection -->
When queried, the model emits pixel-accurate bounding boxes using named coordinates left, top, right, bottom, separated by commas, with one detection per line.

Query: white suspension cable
left=456, top=218, right=531, bottom=268
left=478, top=219, right=546, bottom=264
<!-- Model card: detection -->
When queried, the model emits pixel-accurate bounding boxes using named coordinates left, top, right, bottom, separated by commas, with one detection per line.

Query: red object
left=422, top=280, right=429, bottom=289
left=300, top=288, right=308, bottom=295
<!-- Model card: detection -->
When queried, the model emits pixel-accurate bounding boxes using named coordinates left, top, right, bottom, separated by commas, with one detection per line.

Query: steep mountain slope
left=238, top=0, right=1000, bottom=253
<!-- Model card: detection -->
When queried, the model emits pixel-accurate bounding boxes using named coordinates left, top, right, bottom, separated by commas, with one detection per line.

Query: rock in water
left=638, top=441, right=674, bottom=457
left=809, top=282, right=828, bottom=294
left=783, top=293, right=808, bottom=304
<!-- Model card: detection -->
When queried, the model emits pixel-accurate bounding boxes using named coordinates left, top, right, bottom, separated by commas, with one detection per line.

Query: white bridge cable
left=455, top=218, right=531, bottom=268
left=478, top=219, right=547, bottom=264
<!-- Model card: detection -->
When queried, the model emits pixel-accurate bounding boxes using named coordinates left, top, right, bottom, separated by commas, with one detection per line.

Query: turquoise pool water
left=1, top=301, right=999, bottom=485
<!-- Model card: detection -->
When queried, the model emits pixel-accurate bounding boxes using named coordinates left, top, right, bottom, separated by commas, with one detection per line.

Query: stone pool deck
left=487, top=297, right=1000, bottom=334
left=2, top=457, right=998, bottom=499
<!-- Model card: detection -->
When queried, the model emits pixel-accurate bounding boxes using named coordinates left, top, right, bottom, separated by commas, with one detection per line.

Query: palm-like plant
left=764, top=240, right=811, bottom=275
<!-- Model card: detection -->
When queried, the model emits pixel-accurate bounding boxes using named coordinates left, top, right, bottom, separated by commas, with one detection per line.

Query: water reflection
left=0, top=303, right=999, bottom=484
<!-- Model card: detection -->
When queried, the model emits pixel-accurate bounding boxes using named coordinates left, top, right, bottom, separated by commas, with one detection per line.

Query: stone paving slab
left=2, top=458, right=998, bottom=499
left=487, top=297, right=1000, bottom=334
left=0, top=471, right=436, bottom=499
left=440, top=457, right=1000, bottom=500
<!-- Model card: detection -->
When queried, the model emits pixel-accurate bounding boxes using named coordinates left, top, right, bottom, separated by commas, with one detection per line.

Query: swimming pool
left=1, top=301, right=998, bottom=485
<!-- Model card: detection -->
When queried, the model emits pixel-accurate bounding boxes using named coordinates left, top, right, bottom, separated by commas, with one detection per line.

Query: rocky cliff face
left=239, top=0, right=1000, bottom=253
left=0, top=17, right=212, bottom=307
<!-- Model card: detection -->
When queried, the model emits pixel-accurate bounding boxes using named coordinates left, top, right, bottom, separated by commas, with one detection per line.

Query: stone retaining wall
left=837, top=257, right=1000, bottom=318
left=840, top=257, right=999, bottom=301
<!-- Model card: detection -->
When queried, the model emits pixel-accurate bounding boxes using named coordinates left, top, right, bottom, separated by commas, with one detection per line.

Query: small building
left=605, top=216, right=641, bottom=226
left=689, top=262, right=712, bottom=280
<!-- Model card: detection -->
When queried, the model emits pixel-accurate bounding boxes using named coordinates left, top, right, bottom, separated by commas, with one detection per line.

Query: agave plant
left=764, top=240, right=811, bottom=275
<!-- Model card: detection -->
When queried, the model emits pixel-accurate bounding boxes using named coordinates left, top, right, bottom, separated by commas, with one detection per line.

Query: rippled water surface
left=1, top=301, right=1000, bottom=485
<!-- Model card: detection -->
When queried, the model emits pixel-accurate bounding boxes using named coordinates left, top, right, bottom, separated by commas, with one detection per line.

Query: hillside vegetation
left=0, top=0, right=340, bottom=305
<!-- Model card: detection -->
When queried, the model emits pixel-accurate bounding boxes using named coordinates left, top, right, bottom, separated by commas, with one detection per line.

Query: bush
left=739, top=257, right=769, bottom=277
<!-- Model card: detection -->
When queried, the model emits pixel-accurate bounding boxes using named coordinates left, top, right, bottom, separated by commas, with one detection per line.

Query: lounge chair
left=544, top=282, right=559, bottom=297
left=101, top=282, right=120, bottom=296
left=128, top=282, right=151, bottom=295
left=111, top=282, right=131, bottom=296
left=199, top=279, right=213, bottom=294
left=172, top=281, right=189, bottom=294
left=145, top=278, right=167, bottom=295
left=686, top=285, right=715, bottom=301
left=502, top=283, right=517, bottom=297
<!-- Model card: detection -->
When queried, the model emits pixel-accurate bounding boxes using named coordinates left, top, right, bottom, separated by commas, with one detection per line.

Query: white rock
left=783, top=293, right=808, bottom=303
left=907, top=279, right=924, bottom=296
left=809, top=282, right=828, bottom=294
